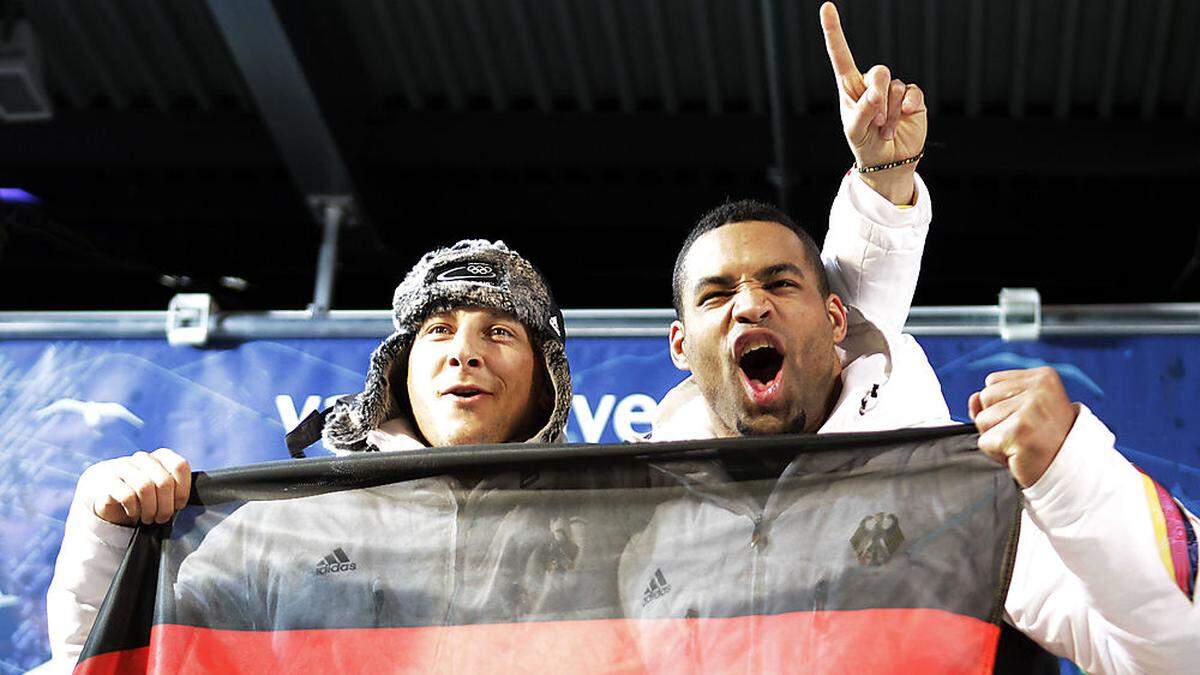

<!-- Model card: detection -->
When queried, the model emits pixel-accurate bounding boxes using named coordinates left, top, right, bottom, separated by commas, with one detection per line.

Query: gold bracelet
left=857, top=151, right=924, bottom=174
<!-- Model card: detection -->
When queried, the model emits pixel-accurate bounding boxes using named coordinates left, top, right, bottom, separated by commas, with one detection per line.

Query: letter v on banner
left=276, top=395, right=322, bottom=432
left=571, top=394, right=616, bottom=443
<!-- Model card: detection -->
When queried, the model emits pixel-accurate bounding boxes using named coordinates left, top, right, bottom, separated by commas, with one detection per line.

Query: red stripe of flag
left=72, top=646, right=148, bottom=675
left=76, top=608, right=998, bottom=675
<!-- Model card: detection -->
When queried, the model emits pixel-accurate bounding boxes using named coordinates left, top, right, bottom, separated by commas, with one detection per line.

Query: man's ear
left=826, top=293, right=849, bottom=344
left=668, top=320, right=691, bottom=372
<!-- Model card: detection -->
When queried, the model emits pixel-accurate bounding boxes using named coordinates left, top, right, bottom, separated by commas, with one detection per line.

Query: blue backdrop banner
left=1, top=335, right=1196, bottom=671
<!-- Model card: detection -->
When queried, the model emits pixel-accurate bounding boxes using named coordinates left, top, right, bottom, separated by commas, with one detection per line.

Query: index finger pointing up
left=820, top=3, right=864, bottom=96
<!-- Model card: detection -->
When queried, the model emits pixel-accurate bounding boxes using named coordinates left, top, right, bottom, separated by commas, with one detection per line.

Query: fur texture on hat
left=322, top=240, right=570, bottom=451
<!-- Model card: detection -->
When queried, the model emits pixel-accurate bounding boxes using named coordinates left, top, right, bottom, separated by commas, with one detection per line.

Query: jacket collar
left=350, top=416, right=569, bottom=456
left=362, top=417, right=427, bottom=454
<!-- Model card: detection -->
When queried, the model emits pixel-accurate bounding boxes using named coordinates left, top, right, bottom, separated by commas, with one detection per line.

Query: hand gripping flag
left=76, top=425, right=1022, bottom=675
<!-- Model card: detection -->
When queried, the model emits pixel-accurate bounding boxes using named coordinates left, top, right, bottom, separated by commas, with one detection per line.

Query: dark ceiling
left=1, top=0, right=1199, bottom=312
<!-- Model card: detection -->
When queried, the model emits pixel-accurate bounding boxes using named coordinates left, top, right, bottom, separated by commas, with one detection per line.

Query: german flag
left=76, top=425, right=1020, bottom=674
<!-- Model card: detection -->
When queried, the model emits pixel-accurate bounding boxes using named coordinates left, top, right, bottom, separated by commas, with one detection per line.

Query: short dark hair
left=671, top=199, right=829, bottom=316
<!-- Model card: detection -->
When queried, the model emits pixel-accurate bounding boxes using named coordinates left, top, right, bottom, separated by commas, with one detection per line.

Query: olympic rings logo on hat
left=433, top=261, right=498, bottom=283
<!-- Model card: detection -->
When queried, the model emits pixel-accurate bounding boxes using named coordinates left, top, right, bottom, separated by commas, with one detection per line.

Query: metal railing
left=1, top=301, right=1198, bottom=342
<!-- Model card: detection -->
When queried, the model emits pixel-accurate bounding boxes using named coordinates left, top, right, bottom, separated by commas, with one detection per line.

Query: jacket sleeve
left=44, top=487, right=135, bottom=667
left=821, top=171, right=932, bottom=335
left=1006, top=405, right=1200, bottom=674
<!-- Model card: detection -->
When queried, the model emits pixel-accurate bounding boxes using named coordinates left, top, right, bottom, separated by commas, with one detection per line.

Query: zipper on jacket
left=749, top=511, right=767, bottom=675
left=750, top=514, right=768, bottom=550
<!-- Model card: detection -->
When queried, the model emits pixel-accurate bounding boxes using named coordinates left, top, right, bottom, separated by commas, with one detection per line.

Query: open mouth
left=442, top=385, right=490, bottom=400
left=733, top=332, right=786, bottom=406
left=739, top=345, right=784, bottom=388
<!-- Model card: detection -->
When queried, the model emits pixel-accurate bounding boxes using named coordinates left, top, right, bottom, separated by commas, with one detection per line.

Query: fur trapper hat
left=322, top=239, right=570, bottom=451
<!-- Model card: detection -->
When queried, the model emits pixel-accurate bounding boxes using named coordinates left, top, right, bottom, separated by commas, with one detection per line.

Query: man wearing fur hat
left=321, top=238, right=571, bottom=453
left=42, top=239, right=578, bottom=666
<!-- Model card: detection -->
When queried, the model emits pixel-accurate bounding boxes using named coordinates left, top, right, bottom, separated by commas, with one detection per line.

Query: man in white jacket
left=627, top=8, right=1200, bottom=673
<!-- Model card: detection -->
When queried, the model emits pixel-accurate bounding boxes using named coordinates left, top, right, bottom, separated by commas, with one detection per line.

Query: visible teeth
left=740, top=341, right=775, bottom=358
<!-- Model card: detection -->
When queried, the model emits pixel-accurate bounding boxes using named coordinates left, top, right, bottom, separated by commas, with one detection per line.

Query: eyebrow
left=693, top=274, right=734, bottom=294
left=692, top=263, right=806, bottom=295
left=757, top=263, right=805, bottom=280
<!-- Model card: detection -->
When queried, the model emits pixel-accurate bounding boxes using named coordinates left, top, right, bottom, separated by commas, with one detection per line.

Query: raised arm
left=817, top=2, right=931, bottom=334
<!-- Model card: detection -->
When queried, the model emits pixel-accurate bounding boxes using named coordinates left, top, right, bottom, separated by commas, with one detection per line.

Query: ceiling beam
left=1141, top=0, right=1174, bottom=120
left=1009, top=0, right=1032, bottom=118
left=550, top=0, right=593, bottom=112
left=1097, top=0, right=1127, bottom=119
left=368, top=0, right=425, bottom=111
left=643, top=1, right=678, bottom=113
left=1053, top=0, right=1080, bottom=118
left=740, top=1, right=764, bottom=114
left=55, top=0, right=127, bottom=108
left=965, top=0, right=984, bottom=117
left=780, top=0, right=807, bottom=115
left=410, top=0, right=464, bottom=111
left=597, top=0, right=635, bottom=113
left=206, top=0, right=356, bottom=197
left=143, top=0, right=213, bottom=111
left=508, top=0, right=552, bottom=112
left=693, top=0, right=722, bottom=114
left=461, top=0, right=507, bottom=111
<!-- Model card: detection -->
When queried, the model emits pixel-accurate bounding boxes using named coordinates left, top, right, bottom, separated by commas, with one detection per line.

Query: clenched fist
left=969, top=367, right=1079, bottom=488
left=78, top=448, right=192, bottom=526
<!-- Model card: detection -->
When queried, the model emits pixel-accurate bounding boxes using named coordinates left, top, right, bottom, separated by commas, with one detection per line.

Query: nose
left=731, top=285, right=771, bottom=324
left=447, top=332, right=482, bottom=369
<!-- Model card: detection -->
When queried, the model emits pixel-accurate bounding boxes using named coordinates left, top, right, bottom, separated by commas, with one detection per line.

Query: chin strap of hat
left=285, top=408, right=333, bottom=459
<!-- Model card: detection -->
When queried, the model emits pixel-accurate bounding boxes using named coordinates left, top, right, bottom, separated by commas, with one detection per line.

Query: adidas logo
left=642, top=568, right=672, bottom=607
left=316, top=547, right=357, bottom=575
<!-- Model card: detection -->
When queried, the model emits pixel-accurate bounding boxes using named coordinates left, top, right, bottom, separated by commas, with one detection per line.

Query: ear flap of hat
left=322, top=331, right=411, bottom=452
left=529, top=337, right=572, bottom=443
